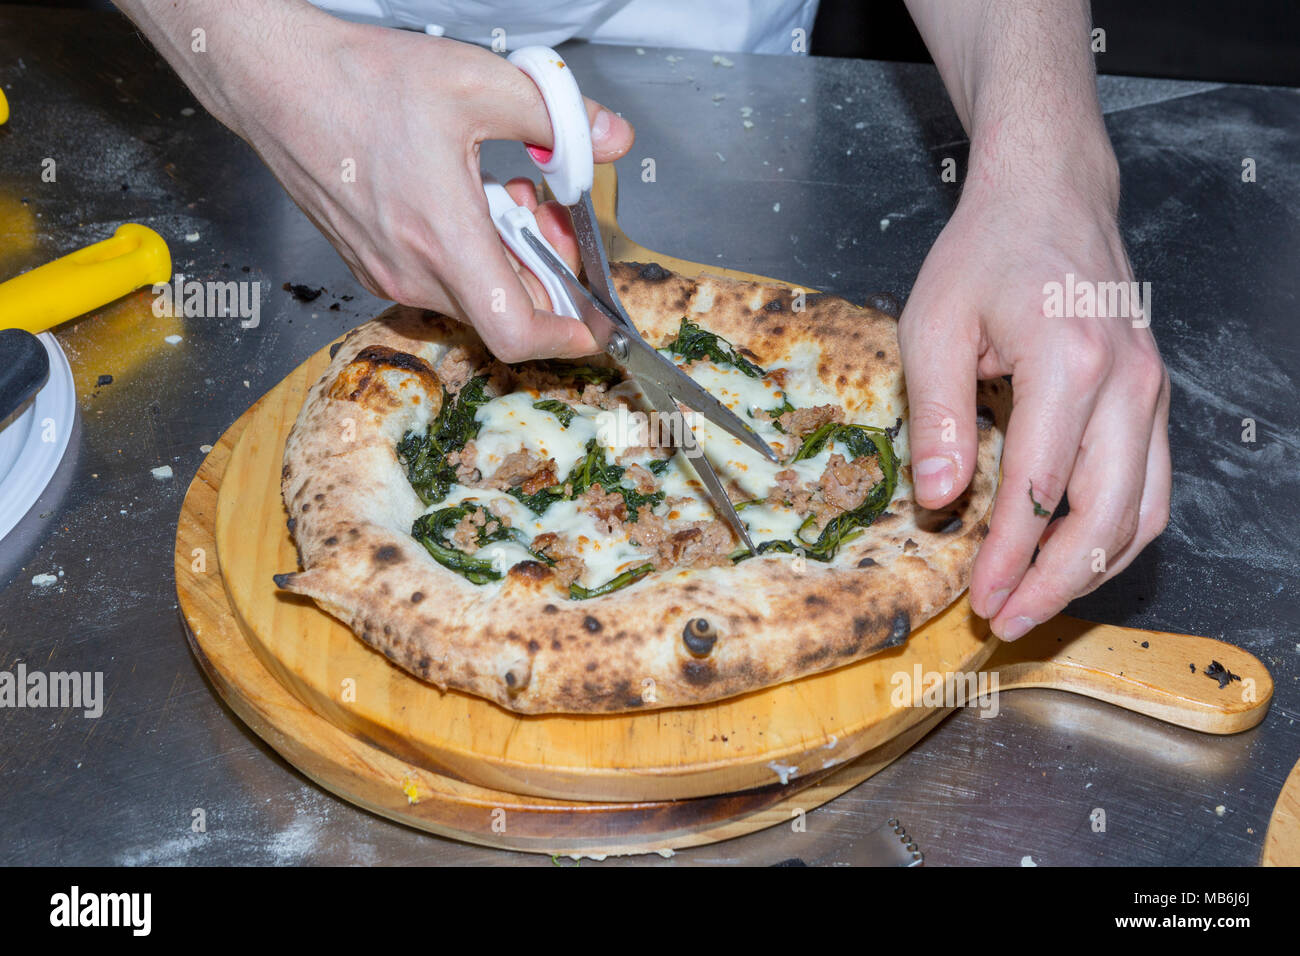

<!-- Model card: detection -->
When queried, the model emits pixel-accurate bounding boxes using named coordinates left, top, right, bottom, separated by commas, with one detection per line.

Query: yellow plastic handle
left=0, top=87, right=9, bottom=125
left=0, top=224, right=172, bottom=333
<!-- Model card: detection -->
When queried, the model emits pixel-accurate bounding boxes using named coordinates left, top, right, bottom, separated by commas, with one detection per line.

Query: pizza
left=275, top=263, right=1010, bottom=714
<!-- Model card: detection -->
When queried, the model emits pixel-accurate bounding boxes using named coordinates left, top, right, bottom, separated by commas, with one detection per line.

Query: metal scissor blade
left=619, top=342, right=780, bottom=462
left=638, top=376, right=756, bottom=554
left=569, top=193, right=624, bottom=317
left=520, top=228, right=626, bottom=358
left=521, top=228, right=779, bottom=464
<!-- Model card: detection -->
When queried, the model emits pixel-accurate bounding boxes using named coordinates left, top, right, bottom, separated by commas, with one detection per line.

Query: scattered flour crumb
left=743, top=120, right=754, bottom=129
left=164, top=334, right=182, bottom=345
left=151, top=465, right=173, bottom=480
left=199, top=444, right=213, bottom=453
left=768, top=761, right=799, bottom=785
left=715, top=152, right=726, bottom=163
left=880, top=218, right=890, bottom=231
left=740, top=106, right=753, bottom=118
left=635, top=47, right=645, bottom=55
left=1021, top=855, right=1037, bottom=867
left=712, top=54, right=734, bottom=67
left=772, top=202, right=780, bottom=212
left=656, top=848, right=675, bottom=858
left=1215, top=805, right=1226, bottom=817
left=180, top=107, right=195, bottom=117
left=31, top=573, right=58, bottom=587
left=184, top=232, right=200, bottom=242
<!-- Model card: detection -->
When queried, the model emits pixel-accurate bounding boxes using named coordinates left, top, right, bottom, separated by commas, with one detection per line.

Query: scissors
left=482, top=46, right=778, bottom=552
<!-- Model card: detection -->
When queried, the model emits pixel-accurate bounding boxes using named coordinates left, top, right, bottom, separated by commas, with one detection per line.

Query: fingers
left=441, top=170, right=596, bottom=362
left=898, top=294, right=981, bottom=508
left=1069, top=361, right=1172, bottom=590
left=988, top=363, right=1156, bottom=639
left=967, top=345, right=1104, bottom=621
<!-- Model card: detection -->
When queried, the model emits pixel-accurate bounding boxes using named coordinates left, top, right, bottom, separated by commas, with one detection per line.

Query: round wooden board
left=212, top=346, right=996, bottom=802
left=1262, top=756, right=1300, bottom=866
left=178, top=408, right=956, bottom=855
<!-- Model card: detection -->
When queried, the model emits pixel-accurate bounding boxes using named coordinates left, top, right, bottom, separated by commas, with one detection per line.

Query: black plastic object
left=0, top=328, right=50, bottom=423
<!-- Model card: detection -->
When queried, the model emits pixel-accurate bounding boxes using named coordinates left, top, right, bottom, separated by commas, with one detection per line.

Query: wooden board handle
left=984, top=615, right=1272, bottom=734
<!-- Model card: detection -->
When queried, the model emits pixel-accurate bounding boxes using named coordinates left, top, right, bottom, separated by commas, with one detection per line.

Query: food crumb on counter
left=1020, top=855, right=1037, bottom=867
left=151, top=465, right=173, bottom=480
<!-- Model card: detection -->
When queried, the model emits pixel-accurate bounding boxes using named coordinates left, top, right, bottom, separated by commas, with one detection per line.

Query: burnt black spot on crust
left=583, top=615, right=602, bottom=633
left=916, top=512, right=963, bottom=534
left=864, top=292, right=903, bottom=318
left=300, top=503, right=311, bottom=513
left=903, top=538, right=918, bottom=552
left=528, top=639, right=541, bottom=653
left=764, top=298, right=785, bottom=312
left=410, top=591, right=424, bottom=604
left=324, top=535, right=338, bottom=546
left=875, top=350, right=886, bottom=359
left=314, top=492, right=325, bottom=502
left=682, top=659, right=715, bottom=685
left=637, top=262, right=671, bottom=281
left=373, top=544, right=401, bottom=565
left=585, top=661, right=597, bottom=672
left=857, top=557, right=877, bottom=568
left=883, top=610, right=911, bottom=648
left=852, top=616, right=874, bottom=639
left=551, top=639, right=562, bottom=651
left=272, top=573, right=293, bottom=589
left=417, top=656, right=431, bottom=672
left=286, top=517, right=297, bottom=534
left=329, top=341, right=342, bottom=359
left=351, top=344, right=436, bottom=377
left=975, top=405, right=995, bottom=431
left=683, top=618, right=717, bottom=657
left=805, top=594, right=827, bottom=606
left=543, top=603, right=558, bottom=614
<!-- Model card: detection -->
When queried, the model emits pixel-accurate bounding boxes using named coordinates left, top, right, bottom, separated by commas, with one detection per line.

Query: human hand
left=201, top=8, right=634, bottom=361
left=899, top=149, right=1171, bottom=640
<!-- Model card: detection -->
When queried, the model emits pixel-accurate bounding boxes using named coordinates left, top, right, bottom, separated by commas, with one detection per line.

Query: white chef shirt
left=312, top=0, right=819, bottom=55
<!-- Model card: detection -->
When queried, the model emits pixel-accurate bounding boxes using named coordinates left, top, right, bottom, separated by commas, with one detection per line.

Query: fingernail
left=999, top=616, right=1037, bottom=641
left=591, top=109, right=613, bottom=143
left=985, top=588, right=1011, bottom=619
left=914, top=456, right=954, bottom=500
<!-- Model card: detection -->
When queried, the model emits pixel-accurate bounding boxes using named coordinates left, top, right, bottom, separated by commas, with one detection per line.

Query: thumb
left=897, top=294, right=981, bottom=509
left=473, top=50, right=635, bottom=162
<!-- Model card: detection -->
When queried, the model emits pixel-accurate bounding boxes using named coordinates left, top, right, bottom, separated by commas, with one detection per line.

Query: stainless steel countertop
left=1, top=8, right=1297, bottom=866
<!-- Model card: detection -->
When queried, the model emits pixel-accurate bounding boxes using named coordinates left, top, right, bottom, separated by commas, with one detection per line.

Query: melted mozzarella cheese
left=473, top=392, right=597, bottom=479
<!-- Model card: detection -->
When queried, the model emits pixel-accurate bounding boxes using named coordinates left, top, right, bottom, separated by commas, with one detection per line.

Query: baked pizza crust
left=275, top=263, right=1010, bottom=714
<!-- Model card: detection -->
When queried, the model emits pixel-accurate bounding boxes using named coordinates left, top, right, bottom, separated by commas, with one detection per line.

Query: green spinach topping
left=509, top=439, right=665, bottom=519
left=531, top=399, right=576, bottom=427
left=1028, top=481, right=1050, bottom=517
left=396, top=376, right=491, bottom=506
left=662, top=316, right=764, bottom=378
left=410, top=504, right=537, bottom=585
left=568, top=563, right=655, bottom=600
left=732, top=423, right=900, bottom=564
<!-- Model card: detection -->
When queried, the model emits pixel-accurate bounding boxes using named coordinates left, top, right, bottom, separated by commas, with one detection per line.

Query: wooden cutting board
left=175, top=165, right=1273, bottom=850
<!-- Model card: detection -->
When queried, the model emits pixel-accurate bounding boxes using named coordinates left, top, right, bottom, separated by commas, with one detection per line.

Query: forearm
left=112, top=0, right=336, bottom=139
left=903, top=0, right=1118, bottom=207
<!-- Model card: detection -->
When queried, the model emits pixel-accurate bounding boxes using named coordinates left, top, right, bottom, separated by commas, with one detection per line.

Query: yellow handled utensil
left=0, top=87, right=9, bottom=125
left=0, top=223, right=172, bottom=334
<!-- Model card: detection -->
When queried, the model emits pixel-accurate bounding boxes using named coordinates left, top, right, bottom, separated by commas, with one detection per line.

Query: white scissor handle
left=483, top=175, right=579, bottom=319
left=507, top=46, right=593, bottom=206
